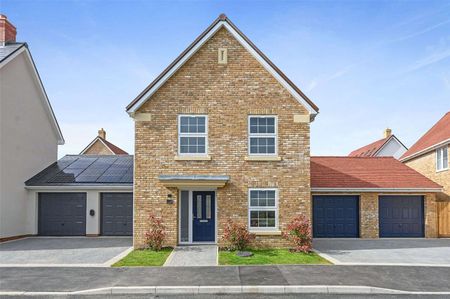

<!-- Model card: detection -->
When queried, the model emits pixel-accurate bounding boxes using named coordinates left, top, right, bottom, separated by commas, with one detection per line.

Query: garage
left=38, top=193, right=86, bottom=236
left=313, top=195, right=359, bottom=238
left=379, top=195, right=424, bottom=237
left=101, top=193, right=133, bottom=236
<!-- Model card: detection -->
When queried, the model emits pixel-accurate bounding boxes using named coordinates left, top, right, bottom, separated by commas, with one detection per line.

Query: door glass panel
left=197, top=195, right=202, bottom=219
left=206, top=195, right=211, bottom=219
left=180, top=191, right=189, bottom=242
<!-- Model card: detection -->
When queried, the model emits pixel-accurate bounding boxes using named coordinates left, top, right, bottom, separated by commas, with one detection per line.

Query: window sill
left=245, top=156, right=282, bottom=161
left=174, top=155, right=212, bottom=161
left=250, top=230, right=282, bottom=236
left=436, top=168, right=448, bottom=173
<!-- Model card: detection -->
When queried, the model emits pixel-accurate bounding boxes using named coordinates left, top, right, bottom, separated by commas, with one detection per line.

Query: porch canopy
left=159, top=175, right=230, bottom=188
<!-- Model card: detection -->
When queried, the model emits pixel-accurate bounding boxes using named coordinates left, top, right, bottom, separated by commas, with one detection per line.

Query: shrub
left=282, top=215, right=313, bottom=253
left=145, top=214, right=167, bottom=251
left=222, top=219, right=255, bottom=251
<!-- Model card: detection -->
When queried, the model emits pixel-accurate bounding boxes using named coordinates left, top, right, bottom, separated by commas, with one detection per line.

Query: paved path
left=1, top=265, right=450, bottom=293
left=313, top=239, right=450, bottom=266
left=0, top=237, right=132, bottom=266
left=164, top=245, right=217, bottom=266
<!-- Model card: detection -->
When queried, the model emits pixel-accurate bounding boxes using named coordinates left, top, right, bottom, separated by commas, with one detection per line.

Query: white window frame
left=248, top=115, right=278, bottom=156
left=248, top=188, right=278, bottom=231
left=178, top=114, right=208, bottom=156
left=436, top=145, right=448, bottom=172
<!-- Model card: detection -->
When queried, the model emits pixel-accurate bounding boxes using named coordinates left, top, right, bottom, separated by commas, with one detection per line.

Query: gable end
left=126, top=15, right=319, bottom=120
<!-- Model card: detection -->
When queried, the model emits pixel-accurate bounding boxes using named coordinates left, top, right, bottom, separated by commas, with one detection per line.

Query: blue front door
left=192, top=191, right=215, bottom=242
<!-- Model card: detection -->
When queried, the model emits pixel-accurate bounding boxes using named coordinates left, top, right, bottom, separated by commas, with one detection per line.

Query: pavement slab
left=164, top=245, right=217, bottom=267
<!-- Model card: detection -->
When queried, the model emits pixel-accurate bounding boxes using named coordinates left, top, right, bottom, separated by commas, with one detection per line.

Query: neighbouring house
left=25, top=155, right=133, bottom=236
left=80, top=128, right=128, bottom=155
left=400, top=112, right=449, bottom=201
left=400, top=112, right=450, bottom=237
left=349, top=128, right=407, bottom=159
left=0, top=15, right=64, bottom=240
left=125, top=14, right=442, bottom=248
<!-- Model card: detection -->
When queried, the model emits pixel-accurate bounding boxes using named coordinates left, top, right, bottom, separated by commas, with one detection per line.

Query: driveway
left=313, top=239, right=450, bottom=266
left=0, top=237, right=132, bottom=267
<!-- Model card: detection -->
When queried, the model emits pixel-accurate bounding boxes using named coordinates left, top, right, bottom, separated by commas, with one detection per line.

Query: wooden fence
left=438, top=202, right=450, bottom=237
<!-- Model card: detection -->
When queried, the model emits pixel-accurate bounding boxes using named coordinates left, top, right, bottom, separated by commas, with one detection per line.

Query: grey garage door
left=38, top=193, right=86, bottom=236
left=313, top=195, right=359, bottom=238
left=379, top=195, right=424, bottom=237
left=101, top=193, right=133, bottom=236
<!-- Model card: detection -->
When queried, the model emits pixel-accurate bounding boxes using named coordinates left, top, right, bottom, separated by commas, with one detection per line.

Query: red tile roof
left=311, top=156, right=442, bottom=190
left=349, top=137, right=389, bottom=157
left=400, top=112, right=450, bottom=161
left=99, top=137, right=128, bottom=155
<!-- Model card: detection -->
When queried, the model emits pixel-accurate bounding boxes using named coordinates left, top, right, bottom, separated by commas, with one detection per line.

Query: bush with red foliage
left=282, top=215, right=313, bottom=253
left=145, top=214, right=167, bottom=251
left=222, top=219, right=255, bottom=251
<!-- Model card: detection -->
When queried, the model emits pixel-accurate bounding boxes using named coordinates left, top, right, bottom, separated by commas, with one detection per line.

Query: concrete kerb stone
left=3, top=285, right=450, bottom=296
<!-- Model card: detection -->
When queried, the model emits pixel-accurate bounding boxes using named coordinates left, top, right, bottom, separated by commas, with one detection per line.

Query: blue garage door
left=379, top=196, right=424, bottom=238
left=313, top=195, right=359, bottom=238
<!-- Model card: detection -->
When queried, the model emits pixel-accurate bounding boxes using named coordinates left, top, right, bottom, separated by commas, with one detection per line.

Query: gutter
left=311, top=188, right=443, bottom=193
left=25, top=185, right=133, bottom=191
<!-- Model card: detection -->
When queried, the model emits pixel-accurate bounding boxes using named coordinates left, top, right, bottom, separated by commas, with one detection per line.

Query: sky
left=2, top=0, right=449, bottom=157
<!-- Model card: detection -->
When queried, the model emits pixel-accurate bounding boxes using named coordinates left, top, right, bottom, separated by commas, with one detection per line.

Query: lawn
left=112, top=248, right=173, bottom=267
left=219, top=249, right=331, bottom=265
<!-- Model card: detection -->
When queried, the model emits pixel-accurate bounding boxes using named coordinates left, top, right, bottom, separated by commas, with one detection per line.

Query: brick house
left=126, top=15, right=442, bottom=248
left=80, top=128, right=128, bottom=155
left=400, top=112, right=450, bottom=202
left=349, top=128, right=407, bottom=159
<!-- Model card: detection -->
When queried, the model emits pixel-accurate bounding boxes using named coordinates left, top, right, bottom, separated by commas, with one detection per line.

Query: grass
left=219, top=249, right=331, bottom=265
left=112, top=248, right=173, bottom=267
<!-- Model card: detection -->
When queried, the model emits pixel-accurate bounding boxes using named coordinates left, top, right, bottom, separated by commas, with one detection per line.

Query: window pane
left=249, top=137, right=276, bottom=154
left=197, top=196, right=202, bottom=219
left=206, top=195, right=211, bottom=219
left=179, top=116, right=206, bottom=133
left=443, top=147, right=448, bottom=168
left=180, top=137, right=206, bottom=154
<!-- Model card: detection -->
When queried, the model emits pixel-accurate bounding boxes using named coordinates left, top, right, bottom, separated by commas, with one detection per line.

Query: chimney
left=0, top=15, right=17, bottom=46
left=384, top=128, right=392, bottom=138
left=98, top=128, right=106, bottom=139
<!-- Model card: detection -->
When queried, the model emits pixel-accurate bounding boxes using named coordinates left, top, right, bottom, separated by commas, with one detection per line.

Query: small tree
left=282, top=215, right=312, bottom=253
left=145, top=214, right=166, bottom=251
left=222, top=219, right=255, bottom=251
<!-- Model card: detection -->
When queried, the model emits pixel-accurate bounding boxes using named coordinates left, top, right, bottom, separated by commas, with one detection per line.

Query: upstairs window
left=248, top=116, right=277, bottom=155
left=178, top=115, right=207, bottom=155
left=436, top=146, right=448, bottom=171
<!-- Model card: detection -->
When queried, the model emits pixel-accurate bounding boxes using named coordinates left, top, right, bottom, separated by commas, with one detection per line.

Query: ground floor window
left=248, top=188, right=278, bottom=230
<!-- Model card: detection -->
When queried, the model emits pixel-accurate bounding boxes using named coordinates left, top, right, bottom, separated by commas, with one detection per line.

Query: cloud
left=404, top=47, right=450, bottom=73
left=305, top=64, right=355, bottom=92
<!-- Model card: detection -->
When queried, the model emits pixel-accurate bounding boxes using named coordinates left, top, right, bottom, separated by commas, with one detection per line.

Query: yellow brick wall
left=405, top=145, right=450, bottom=202
left=133, top=28, right=311, bottom=248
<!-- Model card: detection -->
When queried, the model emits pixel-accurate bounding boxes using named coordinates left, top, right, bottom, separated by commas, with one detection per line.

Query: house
left=349, top=128, right=407, bottom=159
left=400, top=112, right=449, bottom=202
left=0, top=15, right=64, bottom=241
left=125, top=14, right=442, bottom=248
left=80, top=128, right=128, bottom=155
left=24, top=155, right=133, bottom=236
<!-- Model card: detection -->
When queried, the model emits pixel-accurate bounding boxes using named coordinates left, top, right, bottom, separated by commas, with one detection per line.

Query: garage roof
left=25, top=155, right=133, bottom=187
left=311, top=156, right=442, bottom=191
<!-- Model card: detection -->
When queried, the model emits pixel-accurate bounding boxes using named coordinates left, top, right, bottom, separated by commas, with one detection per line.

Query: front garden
left=113, top=213, right=331, bottom=267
